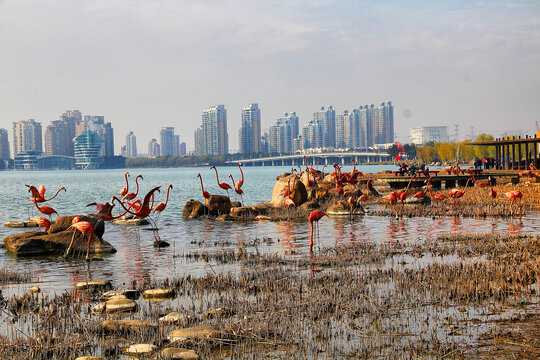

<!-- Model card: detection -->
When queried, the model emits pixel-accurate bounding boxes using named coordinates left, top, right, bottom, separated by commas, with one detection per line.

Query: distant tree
left=387, top=144, right=399, bottom=159
left=474, top=133, right=495, bottom=158
left=403, top=143, right=417, bottom=159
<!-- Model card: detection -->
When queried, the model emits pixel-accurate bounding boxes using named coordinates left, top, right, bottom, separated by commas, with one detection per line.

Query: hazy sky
left=1, top=0, right=539, bottom=154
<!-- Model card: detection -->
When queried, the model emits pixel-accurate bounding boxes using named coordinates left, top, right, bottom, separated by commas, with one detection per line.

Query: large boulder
left=326, top=201, right=367, bottom=217
left=204, top=195, right=231, bottom=215
left=182, top=200, right=205, bottom=219
left=306, top=187, right=329, bottom=201
left=2, top=225, right=116, bottom=257
left=299, top=172, right=318, bottom=189
left=271, top=175, right=308, bottom=207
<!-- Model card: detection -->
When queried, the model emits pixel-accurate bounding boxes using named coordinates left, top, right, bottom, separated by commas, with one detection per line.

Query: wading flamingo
left=399, top=175, right=417, bottom=212
left=309, top=210, right=327, bottom=253
left=426, top=177, right=448, bottom=206
left=65, top=216, right=95, bottom=260
left=119, top=172, right=130, bottom=197
left=383, top=190, right=399, bottom=216
left=124, top=174, right=143, bottom=201
left=210, top=166, right=232, bottom=197
left=153, top=184, right=173, bottom=222
left=113, top=186, right=161, bottom=219
left=197, top=173, right=210, bottom=200
left=448, top=178, right=474, bottom=209
left=229, top=174, right=244, bottom=205
left=358, top=179, right=372, bottom=204
left=504, top=190, right=523, bottom=215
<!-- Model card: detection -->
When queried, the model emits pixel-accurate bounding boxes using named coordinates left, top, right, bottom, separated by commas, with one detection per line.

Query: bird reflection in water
left=275, top=221, right=298, bottom=252
left=507, top=218, right=524, bottom=235
left=386, top=217, right=408, bottom=241
left=450, top=216, right=462, bottom=232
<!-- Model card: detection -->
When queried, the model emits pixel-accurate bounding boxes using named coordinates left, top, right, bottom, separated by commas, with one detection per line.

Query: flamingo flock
left=18, top=160, right=533, bottom=259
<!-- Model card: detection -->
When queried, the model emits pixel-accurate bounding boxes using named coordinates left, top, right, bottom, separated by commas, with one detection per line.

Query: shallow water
left=0, top=165, right=539, bottom=295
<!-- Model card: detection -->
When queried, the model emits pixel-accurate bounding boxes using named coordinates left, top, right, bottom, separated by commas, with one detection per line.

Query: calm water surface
left=0, top=165, right=538, bottom=294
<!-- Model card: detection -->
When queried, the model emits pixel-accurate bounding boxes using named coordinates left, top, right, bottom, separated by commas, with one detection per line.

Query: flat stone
left=161, top=348, right=199, bottom=360
left=75, top=279, right=112, bottom=290
left=112, top=218, right=149, bottom=226
left=75, top=357, right=101, bottom=360
left=159, top=312, right=190, bottom=324
left=4, top=220, right=38, bottom=228
left=203, top=307, right=231, bottom=318
left=102, top=319, right=157, bottom=332
left=168, top=324, right=218, bottom=343
left=123, top=343, right=157, bottom=355
left=143, top=288, right=174, bottom=299
left=94, top=295, right=137, bottom=313
left=101, top=289, right=140, bottom=300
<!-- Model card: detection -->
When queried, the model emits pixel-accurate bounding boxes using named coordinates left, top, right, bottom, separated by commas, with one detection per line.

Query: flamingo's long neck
left=164, top=185, right=172, bottom=206
left=213, top=168, right=221, bottom=184
left=199, top=176, right=206, bottom=195
left=134, top=176, right=141, bottom=196
left=46, top=187, right=65, bottom=201
left=124, top=173, right=130, bottom=192
left=239, top=164, right=244, bottom=184
left=427, top=181, right=435, bottom=198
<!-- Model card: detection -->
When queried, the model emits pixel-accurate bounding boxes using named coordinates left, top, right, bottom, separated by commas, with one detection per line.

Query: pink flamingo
left=124, top=174, right=143, bottom=201
left=210, top=166, right=232, bottom=197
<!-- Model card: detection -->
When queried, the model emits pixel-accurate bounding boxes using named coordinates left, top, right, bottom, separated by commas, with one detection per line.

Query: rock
left=75, top=279, right=112, bottom=291
left=249, top=204, right=270, bottom=215
left=101, top=289, right=140, bottom=300
left=154, top=240, right=171, bottom=247
left=203, top=307, right=232, bottom=318
left=204, top=195, right=231, bottom=215
left=215, top=214, right=234, bottom=221
left=75, top=357, right=101, bottom=360
left=405, top=195, right=431, bottom=204
left=49, top=215, right=105, bottom=237
left=229, top=207, right=250, bottom=218
left=182, top=200, right=205, bottom=219
left=168, top=324, right=218, bottom=343
left=230, top=201, right=242, bottom=208
left=93, top=295, right=137, bottom=313
left=317, top=180, right=334, bottom=190
left=143, top=288, right=174, bottom=299
left=159, top=312, right=190, bottom=325
left=111, top=218, right=149, bottom=226
left=29, top=286, right=40, bottom=294
left=299, top=172, right=319, bottom=189
left=3, top=225, right=115, bottom=257
left=102, top=319, right=157, bottom=332
left=271, top=175, right=308, bottom=207
left=378, top=170, right=393, bottom=174
left=255, top=215, right=272, bottom=221
left=161, top=348, right=199, bottom=360
left=123, top=343, right=157, bottom=355
left=326, top=201, right=366, bottom=217
left=300, top=201, right=319, bottom=210
left=306, top=187, right=328, bottom=201
left=4, top=220, right=39, bottom=228
left=276, top=172, right=292, bottom=180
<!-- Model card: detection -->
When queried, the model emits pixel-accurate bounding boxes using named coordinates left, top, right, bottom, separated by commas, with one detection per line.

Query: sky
left=1, top=0, right=540, bottom=154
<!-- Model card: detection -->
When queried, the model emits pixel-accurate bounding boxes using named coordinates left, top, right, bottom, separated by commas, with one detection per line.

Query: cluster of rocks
left=183, top=170, right=378, bottom=221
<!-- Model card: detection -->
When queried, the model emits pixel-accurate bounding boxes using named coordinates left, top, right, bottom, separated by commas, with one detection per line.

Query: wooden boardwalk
left=379, top=170, right=527, bottom=189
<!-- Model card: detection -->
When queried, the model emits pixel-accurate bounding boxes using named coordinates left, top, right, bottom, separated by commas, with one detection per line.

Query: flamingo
left=347, top=195, right=356, bottom=220
left=65, top=216, right=95, bottom=260
left=153, top=184, right=173, bottom=222
left=229, top=174, right=244, bottom=205
left=124, top=174, right=143, bottom=201
left=504, top=190, right=523, bottom=215
left=197, top=173, right=211, bottom=200
left=399, top=175, right=417, bottom=212
left=210, top=166, right=232, bottom=197
left=309, top=210, right=327, bottom=253
left=358, top=179, right=372, bottom=204
left=119, top=172, right=130, bottom=197
left=235, top=163, right=244, bottom=190
left=383, top=192, right=398, bottom=216
left=471, top=174, right=488, bottom=187
left=426, top=177, right=448, bottom=205
left=488, top=177, right=497, bottom=198
left=30, top=216, right=51, bottom=232
left=113, top=186, right=161, bottom=219
left=448, top=178, right=474, bottom=209
left=26, top=185, right=66, bottom=203
left=32, top=199, right=58, bottom=220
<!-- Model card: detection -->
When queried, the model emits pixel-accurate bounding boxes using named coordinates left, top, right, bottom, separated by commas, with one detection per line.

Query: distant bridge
left=226, top=151, right=391, bottom=166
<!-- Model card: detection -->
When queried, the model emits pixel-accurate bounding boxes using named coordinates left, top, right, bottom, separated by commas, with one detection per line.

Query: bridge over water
left=227, top=151, right=391, bottom=166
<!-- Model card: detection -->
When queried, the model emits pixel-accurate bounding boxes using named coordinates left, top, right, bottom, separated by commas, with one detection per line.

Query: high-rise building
left=82, top=116, right=114, bottom=156
left=200, top=105, right=228, bottom=156
left=265, top=112, right=299, bottom=154
left=148, top=139, right=160, bottom=158
left=44, top=120, right=68, bottom=156
left=73, top=130, right=104, bottom=169
left=302, top=120, right=323, bottom=150
left=0, top=128, right=10, bottom=159
left=372, top=102, right=394, bottom=144
left=410, top=126, right=448, bottom=145
left=60, top=110, right=82, bottom=156
left=125, top=131, right=137, bottom=157
left=173, top=135, right=180, bottom=156
left=336, top=110, right=353, bottom=148
left=179, top=142, right=187, bottom=156
left=194, top=127, right=204, bottom=156
left=12, top=119, right=42, bottom=155
left=239, top=103, right=261, bottom=154
left=160, top=127, right=176, bottom=156
left=313, top=106, right=336, bottom=148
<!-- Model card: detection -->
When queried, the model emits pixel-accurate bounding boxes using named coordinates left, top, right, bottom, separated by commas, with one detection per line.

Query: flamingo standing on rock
left=309, top=210, right=327, bottom=253
left=210, top=166, right=232, bottom=197
left=32, top=199, right=58, bottom=220
left=197, top=173, right=211, bottom=200
left=30, top=216, right=51, bottom=232
left=235, top=163, right=244, bottom=190
left=65, top=216, right=95, bottom=260
left=124, top=174, right=143, bottom=201
left=229, top=174, right=244, bottom=205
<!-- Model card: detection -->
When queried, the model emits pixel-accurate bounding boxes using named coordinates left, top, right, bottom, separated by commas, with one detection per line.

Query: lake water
left=1, top=165, right=539, bottom=295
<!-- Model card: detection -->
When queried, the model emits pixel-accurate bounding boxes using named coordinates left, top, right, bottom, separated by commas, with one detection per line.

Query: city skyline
left=1, top=1, right=539, bottom=151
